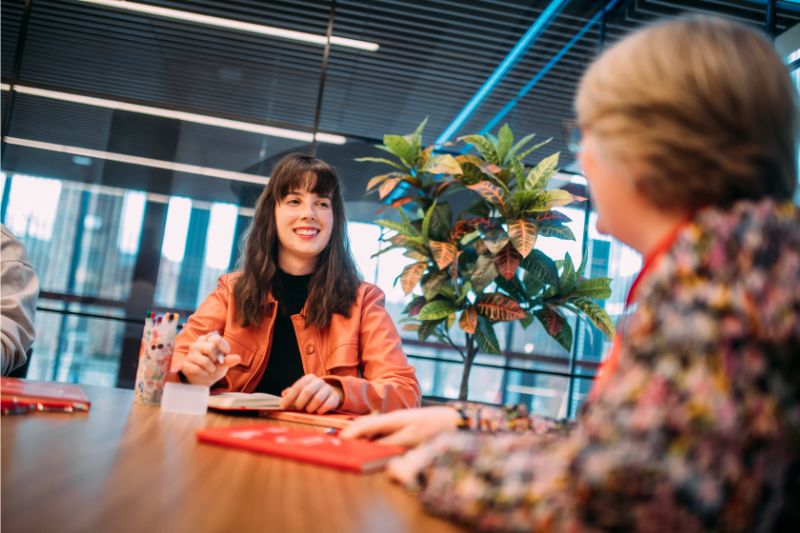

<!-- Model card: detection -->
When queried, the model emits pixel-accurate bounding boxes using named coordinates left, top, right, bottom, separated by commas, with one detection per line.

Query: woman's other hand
left=339, top=406, right=460, bottom=447
left=280, top=374, right=343, bottom=414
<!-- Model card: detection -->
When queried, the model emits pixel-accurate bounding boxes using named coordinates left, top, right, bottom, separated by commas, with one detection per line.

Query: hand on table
left=339, top=406, right=460, bottom=447
left=179, top=332, right=242, bottom=387
left=280, top=374, right=343, bottom=414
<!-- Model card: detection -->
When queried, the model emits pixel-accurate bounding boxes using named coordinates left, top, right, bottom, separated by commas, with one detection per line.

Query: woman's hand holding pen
left=280, top=374, right=343, bottom=414
left=180, top=331, right=242, bottom=386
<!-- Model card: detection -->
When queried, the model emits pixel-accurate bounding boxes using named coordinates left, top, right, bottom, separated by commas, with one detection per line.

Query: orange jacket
left=170, top=273, right=421, bottom=414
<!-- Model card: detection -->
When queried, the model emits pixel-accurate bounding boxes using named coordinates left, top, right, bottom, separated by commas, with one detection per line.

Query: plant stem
left=458, top=335, right=478, bottom=401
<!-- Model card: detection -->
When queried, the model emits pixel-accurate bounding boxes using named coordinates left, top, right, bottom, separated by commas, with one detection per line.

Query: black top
left=255, top=269, right=310, bottom=396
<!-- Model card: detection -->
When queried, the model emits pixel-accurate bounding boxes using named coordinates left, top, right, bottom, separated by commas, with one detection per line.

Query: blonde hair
left=576, top=16, right=798, bottom=211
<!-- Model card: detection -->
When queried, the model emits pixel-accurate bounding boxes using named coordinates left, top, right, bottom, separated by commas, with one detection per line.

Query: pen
left=208, top=330, right=225, bottom=365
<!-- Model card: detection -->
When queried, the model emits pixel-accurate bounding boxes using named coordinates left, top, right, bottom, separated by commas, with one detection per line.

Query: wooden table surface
left=1, top=385, right=463, bottom=533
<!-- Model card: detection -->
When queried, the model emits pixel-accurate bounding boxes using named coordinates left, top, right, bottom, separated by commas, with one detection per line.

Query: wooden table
left=1, top=385, right=463, bottom=533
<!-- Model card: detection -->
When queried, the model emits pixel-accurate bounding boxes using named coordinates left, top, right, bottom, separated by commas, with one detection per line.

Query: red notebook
left=0, top=377, right=91, bottom=413
left=196, top=423, right=405, bottom=473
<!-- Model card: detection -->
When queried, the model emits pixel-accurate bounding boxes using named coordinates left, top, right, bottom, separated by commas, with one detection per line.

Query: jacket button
left=305, top=344, right=315, bottom=354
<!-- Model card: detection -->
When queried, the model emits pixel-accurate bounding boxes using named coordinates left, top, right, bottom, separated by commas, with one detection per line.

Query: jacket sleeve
left=0, top=230, right=40, bottom=375
left=323, top=285, right=421, bottom=413
left=168, top=275, right=231, bottom=378
left=398, top=301, right=792, bottom=531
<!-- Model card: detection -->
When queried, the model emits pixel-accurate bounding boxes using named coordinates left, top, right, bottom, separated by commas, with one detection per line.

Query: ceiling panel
left=1, top=0, right=797, bottom=203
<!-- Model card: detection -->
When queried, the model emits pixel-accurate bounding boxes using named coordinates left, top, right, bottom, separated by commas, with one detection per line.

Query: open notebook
left=207, top=392, right=358, bottom=429
left=207, top=392, right=282, bottom=410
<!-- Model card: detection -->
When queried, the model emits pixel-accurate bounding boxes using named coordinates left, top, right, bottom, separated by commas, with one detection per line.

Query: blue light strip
left=434, top=0, right=570, bottom=145
left=480, top=0, right=621, bottom=135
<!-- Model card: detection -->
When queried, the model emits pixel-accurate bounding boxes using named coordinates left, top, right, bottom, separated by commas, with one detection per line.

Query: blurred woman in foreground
left=342, top=16, right=800, bottom=531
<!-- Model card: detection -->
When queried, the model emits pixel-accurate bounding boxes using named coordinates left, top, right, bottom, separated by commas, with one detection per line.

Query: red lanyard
left=589, top=221, right=687, bottom=400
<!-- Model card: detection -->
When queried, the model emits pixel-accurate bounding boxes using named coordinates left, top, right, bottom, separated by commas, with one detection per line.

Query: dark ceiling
left=2, top=0, right=798, bottom=211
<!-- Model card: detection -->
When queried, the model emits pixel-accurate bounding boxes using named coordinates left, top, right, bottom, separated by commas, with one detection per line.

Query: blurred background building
left=2, top=0, right=798, bottom=418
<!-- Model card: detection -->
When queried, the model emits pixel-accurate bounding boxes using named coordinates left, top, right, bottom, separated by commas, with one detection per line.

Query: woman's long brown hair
left=233, top=153, right=361, bottom=329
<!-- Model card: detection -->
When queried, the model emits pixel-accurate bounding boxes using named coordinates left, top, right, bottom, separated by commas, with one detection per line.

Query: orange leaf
left=400, top=262, right=426, bottom=294
left=429, top=241, right=457, bottom=270
left=449, top=250, right=462, bottom=278
left=476, top=294, right=526, bottom=322
left=459, top=308, right=478, bottom=334
left=467, top=181, right=507, bottom=209
left=508, top=219, right=538, bottom=258
left=494, top=243, right=521, bottom=280
left=367, top=173, right=392, bottom=191
left=451, top=217, right=487, bottom=241
left=379, top=177, right=403, bottom=199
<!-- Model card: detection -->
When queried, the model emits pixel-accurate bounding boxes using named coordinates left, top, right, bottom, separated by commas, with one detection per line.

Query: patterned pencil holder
left=134, top=312, right=180, bottom=405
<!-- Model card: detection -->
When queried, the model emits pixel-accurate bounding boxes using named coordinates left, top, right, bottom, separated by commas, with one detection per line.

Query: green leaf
left=421, top=201, right=436, bottom=241
left=519, top=311, right=534, bottom=329
left=526, top=189, right=580, bottom=213
left=483, top=225, right=509, bottom=255
left=577, top=247, right=589, bottom=276
left=495, top=274, right=526, bottom=300
left=474, top=316, right=501, bottom=354
left=507, top=133, right=536, bottom=160
left=418, top=319, right=441, bottom=342
left=510, top=158, right=525, bottom=186
left=535, top=306, right=573, bottom=352
left=410, top=117, right=428, bottom=155
left=521, top=250, right=560, bottom=287
left=429, top=202, right=452, bottom=240
left=423, top=271, right=449, bottom=300
left=382, top=135, right=417, bottom=168
left=538, top=224, right=575, bottom=240
left=460, top=134, right=499, bottom=163
left=522, top=270, right=545, bottom=297
left=418, top=300, right=457, bottom=320
left=376, top=219, right=420, bottom=238
left=471, top=255, right=498, bottom=293
left=466, top=199, right=490, bottom=218
left=569, top=296, right=616, bottom=338
left=559, top=252, right=578, bottom=294
left=525, top=152, right=559, bottom=191
left=355, top=156, right=407, bottom=171
left=496, top=124, right=513, bottom=163
left=425, top=154, right=463, bottom=175
left=517, top=137, right=552, bottom=161
left=573, top=277, right=612, bottom=300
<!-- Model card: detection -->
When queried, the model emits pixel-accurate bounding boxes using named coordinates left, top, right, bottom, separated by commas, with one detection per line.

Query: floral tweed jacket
left=400, top=200, right=800, bottom=532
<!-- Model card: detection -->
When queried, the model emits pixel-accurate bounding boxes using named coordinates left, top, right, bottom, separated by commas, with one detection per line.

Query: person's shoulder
left=1, top=224, right=18, bottom=248
left=357, top=281, right=385, bottom=298
left=217, top=271, right=244, bottom=292
left=0, top=224, right=31, bottom=265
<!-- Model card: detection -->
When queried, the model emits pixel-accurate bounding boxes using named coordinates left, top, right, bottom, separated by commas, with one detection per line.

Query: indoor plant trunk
left=458, top=335, right=479, bottom=401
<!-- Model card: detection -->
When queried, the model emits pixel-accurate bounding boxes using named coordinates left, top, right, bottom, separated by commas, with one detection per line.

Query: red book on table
left=196, top=423, right=405, bottom=473
left=0, top=377, right=91, bottom=413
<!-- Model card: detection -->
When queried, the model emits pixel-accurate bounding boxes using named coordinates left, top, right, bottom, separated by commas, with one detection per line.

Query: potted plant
left=359, top=120, right=615, bottom=400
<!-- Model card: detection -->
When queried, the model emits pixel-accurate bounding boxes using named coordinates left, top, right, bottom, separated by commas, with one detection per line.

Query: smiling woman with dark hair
left=170, top=153, right=420, bottom=414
